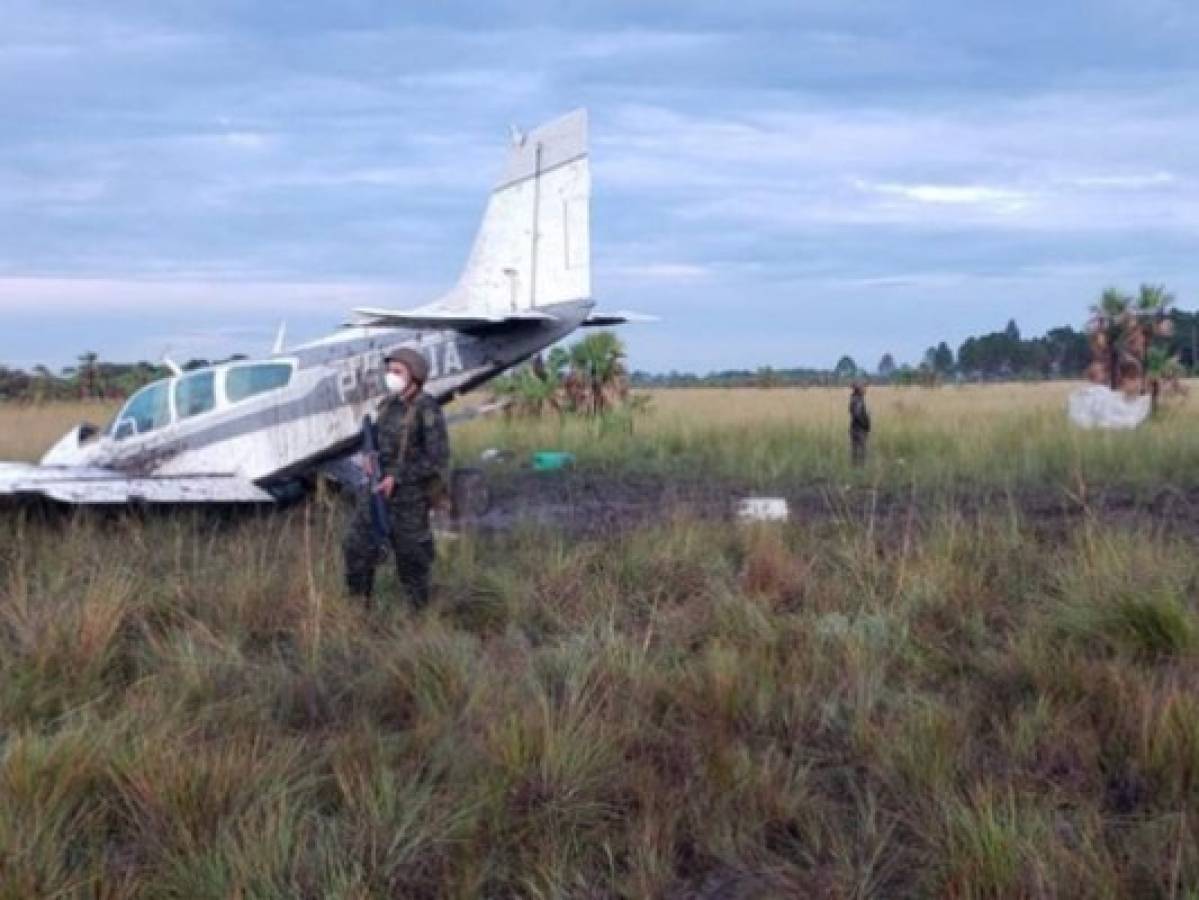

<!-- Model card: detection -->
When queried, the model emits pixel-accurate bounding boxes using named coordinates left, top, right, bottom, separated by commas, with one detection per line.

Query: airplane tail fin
left=348, top=110, right=595, bottom=329
left=438, top=109, right=591, bottom=317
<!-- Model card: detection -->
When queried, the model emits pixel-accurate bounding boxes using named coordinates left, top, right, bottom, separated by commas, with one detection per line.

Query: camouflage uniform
left=849, top=390, right=871, bottom=467
left=343, top=391, right=449, bottom=608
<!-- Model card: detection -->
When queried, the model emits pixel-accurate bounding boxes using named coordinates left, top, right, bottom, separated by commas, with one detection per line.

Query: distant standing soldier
left=849, top=381, right=871, bottom=467
left=343, top=348, right=449, bottom=610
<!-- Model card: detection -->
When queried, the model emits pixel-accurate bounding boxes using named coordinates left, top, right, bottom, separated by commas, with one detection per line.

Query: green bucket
left=532, top=451, right=575, bottom=471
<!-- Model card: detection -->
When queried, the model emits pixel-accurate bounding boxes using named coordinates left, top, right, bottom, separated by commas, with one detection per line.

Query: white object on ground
left=736, top=497, right=789, bottom=522
left=1067, top=385, right=1151, bottom=431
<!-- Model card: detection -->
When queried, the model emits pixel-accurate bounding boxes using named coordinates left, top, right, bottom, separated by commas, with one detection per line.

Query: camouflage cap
left=383, top=348, right=430, bottom=383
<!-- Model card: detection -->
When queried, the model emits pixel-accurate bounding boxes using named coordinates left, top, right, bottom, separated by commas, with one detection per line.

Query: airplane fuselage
left=40, top=299, right=591, bottom=496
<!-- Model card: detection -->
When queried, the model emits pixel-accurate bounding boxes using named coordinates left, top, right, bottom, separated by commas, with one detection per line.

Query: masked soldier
left=849, top=381, right=870, bottom=467
left=343, top=348, right=449, bottom=609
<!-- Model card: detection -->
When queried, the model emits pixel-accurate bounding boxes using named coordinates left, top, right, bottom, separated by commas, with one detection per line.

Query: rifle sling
left=393, top=401, right=419, bottom=484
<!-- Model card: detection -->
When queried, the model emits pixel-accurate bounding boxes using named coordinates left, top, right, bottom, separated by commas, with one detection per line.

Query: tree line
left=633, top=290, right=1197, bottom=388
left=3, top=288, right=1194, bottom=401
left=0, top=353, right=247, bottom=403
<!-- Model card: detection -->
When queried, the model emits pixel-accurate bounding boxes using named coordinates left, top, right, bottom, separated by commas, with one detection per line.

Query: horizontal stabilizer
left=581, top=310, right=659, bottom=327
left=0, top=463, right=275, bottom=504
left=349, top=306, right=554, bottom=329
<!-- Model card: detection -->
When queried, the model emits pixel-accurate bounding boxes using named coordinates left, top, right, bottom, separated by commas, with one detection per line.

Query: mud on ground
left=4, top=468, right=1195, bottom=542
left=462, top=469, right=1199, bottom=540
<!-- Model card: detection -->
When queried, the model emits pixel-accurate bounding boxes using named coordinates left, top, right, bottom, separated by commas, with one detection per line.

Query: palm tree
left=492, top=335, right=634, bottom=419
left=491, top=348, right=573, bottom=418
left=546, top=346, right=569, bottom=373
left=1148, top=347, right=1189, bottom=403
left=76, top=351, right=102, bottom=400
left=1091, top=287, right=1131, bottom=321
left=1087, top=284, right=1179, bottom=405
left=512, top=367, right=561, bottom=417
left=568, top=331, right=627, bottom=416
left=1135, top=283, right=1174, bottom=314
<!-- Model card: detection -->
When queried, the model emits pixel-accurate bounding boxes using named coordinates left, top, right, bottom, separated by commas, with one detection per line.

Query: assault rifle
left=361, top=415, right=391, bottom=542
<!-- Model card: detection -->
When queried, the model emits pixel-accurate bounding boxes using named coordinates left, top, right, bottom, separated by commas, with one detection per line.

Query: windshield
left=112, top=380, right=172, bottom=440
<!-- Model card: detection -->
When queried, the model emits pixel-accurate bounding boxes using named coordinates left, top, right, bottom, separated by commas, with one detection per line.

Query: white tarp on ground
left=1067, top=385, right=1152, bottom=430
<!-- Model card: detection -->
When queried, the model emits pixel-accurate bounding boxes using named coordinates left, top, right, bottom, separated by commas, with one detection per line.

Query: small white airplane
left=0, top=109, right=648, bottom=505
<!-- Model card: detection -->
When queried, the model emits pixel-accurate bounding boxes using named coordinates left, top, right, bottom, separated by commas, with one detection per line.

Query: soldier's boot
left=343, top=538, right=380, bottom=600
left=394, top=536, right=435, bottom=611
left=345, top=569, right=375, bottom=599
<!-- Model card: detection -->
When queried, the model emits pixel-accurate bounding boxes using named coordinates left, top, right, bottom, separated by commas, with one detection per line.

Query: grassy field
left=5, top=383, right=1199, bottom=492
left=4, top=384, right=1199, bottom=493
left=2, top=387, right=1198, bottom=897
left=0, top=401, right=120, bottom=464
left=454, top=383, right=1199, bottom=492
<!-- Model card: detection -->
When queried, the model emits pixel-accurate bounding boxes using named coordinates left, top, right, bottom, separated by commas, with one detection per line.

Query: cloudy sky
left=3, top=1, right=1197, bottom=373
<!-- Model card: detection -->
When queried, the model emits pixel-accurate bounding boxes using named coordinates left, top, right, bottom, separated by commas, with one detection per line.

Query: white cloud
left=820, top=273, right=971, bottom=290
left=852, top=179, right=1031, bottom=213
left=598, top=89, right=1199, bottom=235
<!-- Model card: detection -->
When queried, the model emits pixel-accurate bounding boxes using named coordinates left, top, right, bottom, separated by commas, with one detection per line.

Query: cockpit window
left=225, top=363, right=292, bottom=403
left=112, top=380, right=171, bottom=440
left=175, top=371, right=215, bottom=419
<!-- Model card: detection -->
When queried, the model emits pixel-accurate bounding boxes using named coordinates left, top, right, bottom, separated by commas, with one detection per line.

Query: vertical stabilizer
left=437, top=109, right=591, bottom=316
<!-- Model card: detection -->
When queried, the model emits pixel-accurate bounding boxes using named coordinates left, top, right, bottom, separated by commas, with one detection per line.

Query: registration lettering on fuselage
left=429, top=339, right=463, bottom=379
left=335, top=339, right=465, bottom=403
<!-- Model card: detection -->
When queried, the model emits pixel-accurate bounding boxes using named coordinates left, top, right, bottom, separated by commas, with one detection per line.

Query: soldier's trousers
left=850, top=431, right=868, bottom=467
left=343, top=486, right=435, bottom=609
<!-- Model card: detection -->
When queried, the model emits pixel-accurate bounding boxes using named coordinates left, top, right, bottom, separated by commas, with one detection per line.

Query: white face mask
left=384, top=372, right=409, bottom=394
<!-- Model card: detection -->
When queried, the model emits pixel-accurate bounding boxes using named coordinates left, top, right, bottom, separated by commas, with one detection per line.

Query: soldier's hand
left=376, top=475, right=396, bottom=499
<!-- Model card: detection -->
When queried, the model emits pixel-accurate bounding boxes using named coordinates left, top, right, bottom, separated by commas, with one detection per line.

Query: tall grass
left=453, top=382, right=1199, bottom=491
left=0, top=400, right=119, bottom=463
left=3, top=385, right=1197, bottom=492
left=1, top=389, right=1197, bottom=894
left=2, top=496, right=1198, bottom=895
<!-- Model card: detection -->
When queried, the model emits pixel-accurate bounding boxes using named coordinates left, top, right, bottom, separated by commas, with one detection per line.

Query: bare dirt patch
left=463, top=469, right=1199, bottom=540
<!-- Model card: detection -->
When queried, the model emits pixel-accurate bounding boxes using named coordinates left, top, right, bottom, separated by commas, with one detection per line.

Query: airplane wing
left=348, top=307, right=554, bottom=329
left=0, top=463, right=275, bottom=504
